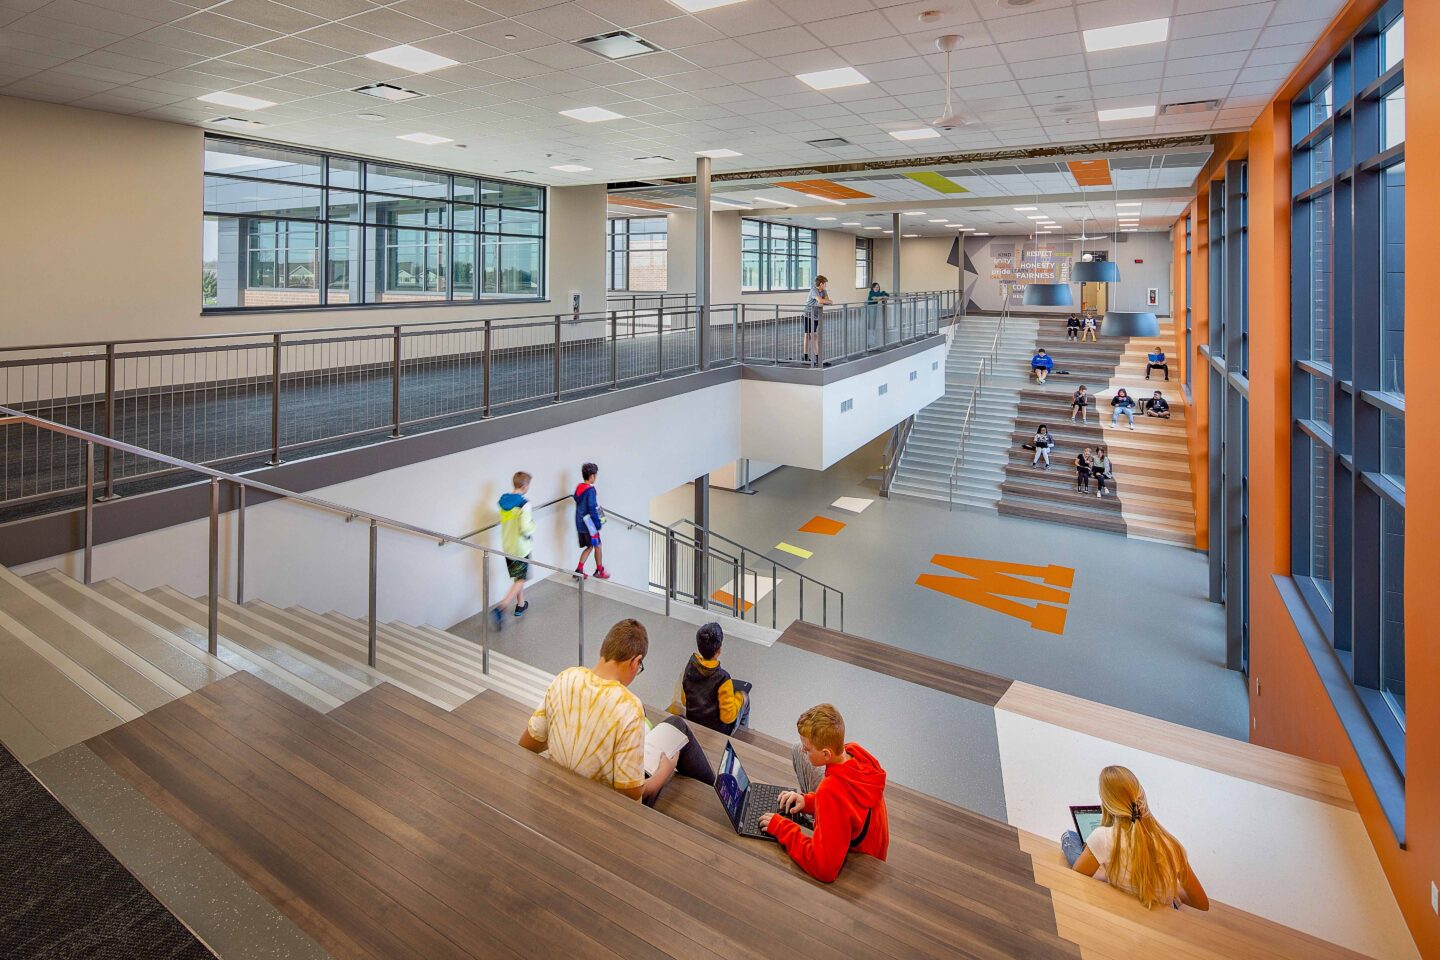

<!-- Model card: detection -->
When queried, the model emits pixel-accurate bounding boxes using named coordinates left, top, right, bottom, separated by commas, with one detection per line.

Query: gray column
left=693, top=474, right=710, bottom=604
left=891, top=212, right=902, bottom=296
left=696, top=156, right=712, bottom=370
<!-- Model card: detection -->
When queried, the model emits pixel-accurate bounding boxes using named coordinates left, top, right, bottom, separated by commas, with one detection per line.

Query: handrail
left=458, top=494, right=571, bottom=541
left=879, top=415, right=914, bottom=498
left=0, top=403, right=586, bottom=675
left=947, top=297, right=1008, bottom=511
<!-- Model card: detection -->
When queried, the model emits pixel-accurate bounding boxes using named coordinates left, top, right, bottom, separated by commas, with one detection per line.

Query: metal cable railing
left=1, top=293, right=945, bottom=513
left=606, top=509, right=843, bottom=632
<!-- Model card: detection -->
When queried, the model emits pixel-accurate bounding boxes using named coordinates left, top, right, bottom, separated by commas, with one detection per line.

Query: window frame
left=202, top=135, right=547, bottom=312
left=855, top=237, right=873, bottom=289
left=740, top=218, right=817, bottom=293
left=605, top=216, right=669, bottom=292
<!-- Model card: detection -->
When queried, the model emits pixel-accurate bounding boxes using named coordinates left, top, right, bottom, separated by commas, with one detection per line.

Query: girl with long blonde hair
left=1063, top=766, right=1209, bottom=910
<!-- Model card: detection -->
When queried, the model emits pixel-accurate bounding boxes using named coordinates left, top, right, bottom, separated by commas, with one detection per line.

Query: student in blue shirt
left=1145, top=346, right=1169, bottom=381
left=1030, top=348, right=1054, bottom=383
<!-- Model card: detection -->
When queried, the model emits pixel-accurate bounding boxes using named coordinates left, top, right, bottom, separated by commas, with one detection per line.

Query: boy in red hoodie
left=759, top=703, right=888, bottom=883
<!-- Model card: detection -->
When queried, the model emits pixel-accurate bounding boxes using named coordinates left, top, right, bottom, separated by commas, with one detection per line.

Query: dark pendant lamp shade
left=1022, top=282, right=1073, bottom=307
left=1073, top=260, right=1120, bottom=283
left=1101, top=310, right=1160, bottom=338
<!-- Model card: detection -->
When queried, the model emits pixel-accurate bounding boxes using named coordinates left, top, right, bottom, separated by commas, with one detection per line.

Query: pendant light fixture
left=1021, top=213, right=1073, bottom=307
left=1072, top=217, right=1120, bottom=282
left=1100, top=192, right=1157, bottom=337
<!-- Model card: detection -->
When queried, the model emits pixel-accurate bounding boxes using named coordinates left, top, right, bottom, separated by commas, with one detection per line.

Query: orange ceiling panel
left=1067, top=159, right=1112, bottom=186
left=773, top=179, right=874, bottom=200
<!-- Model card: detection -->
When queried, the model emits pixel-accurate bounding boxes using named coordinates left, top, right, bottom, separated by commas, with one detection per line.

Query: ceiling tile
left=634, top=16, right=724, bottom=49
left=390, top=0, right=502, bottom=32
left=695, top=0, right=795, bottom=38
left=339, top=8, right=445, bottom=44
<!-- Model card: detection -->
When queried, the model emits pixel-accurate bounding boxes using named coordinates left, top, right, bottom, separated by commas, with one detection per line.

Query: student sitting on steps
left=1144, top=391, right=1172, bottom=419
left=521, top=619, right=714, bottom=806
left=762, top=703, right=889, bottom=883
left=1030, top=348, right=1054, bottom=384
left=1031, top=424, right=1054, bottom=469
left=1062, top=765, right=1209, bottom=911
left=668, top=622, right=751, bottom=735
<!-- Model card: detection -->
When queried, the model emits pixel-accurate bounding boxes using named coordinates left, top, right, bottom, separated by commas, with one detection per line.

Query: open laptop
left=1069, top=804, right=1104, bottom=844
left=714, top=742, right=812, bottom=840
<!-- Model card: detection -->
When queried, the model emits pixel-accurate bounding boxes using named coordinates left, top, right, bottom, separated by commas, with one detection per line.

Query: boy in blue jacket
left=574, top=462, right=610, bottom=580
left=1031, top=348, right=1054, bottom=384
left=493, top=471, right=535, bottom=629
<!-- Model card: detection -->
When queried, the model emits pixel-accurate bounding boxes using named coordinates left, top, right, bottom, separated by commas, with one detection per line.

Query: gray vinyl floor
left=649, top=437, right=1247, bottom=741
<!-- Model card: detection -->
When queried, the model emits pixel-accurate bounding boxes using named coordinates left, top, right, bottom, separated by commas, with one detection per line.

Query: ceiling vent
left=206, top=116, right=265, bottom=130
left=354, top=82, right=423, bottom=102
left=573, top=30, right=662, bottom=61
left=1160, top=99, right=1221, bottom=115
left=807, top=137, right=852, bottom=148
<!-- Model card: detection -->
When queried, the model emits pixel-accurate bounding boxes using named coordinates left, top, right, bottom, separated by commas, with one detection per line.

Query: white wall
left=0, top=96, right=606, bottom=347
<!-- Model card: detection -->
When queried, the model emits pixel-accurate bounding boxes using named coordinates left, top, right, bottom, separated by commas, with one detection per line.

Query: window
left=1289, top=3, right=1406, bottom=766
left=606, top=217, right=668, bottom=291
left=741, top=218, right=816, bottom=292
left=202, top=136, right=545, bottom=310
left=855, top=237, right=872, bottom=288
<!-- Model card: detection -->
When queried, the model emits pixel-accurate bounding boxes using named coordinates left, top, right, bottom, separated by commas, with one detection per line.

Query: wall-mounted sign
left=1147, top=287, right=1159, bottom=306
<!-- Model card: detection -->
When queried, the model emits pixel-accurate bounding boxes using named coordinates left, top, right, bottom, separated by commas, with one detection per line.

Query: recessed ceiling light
left=889, top=127, right=941, bottom=141
left=1014, top=206, right=1037, bottom=211
left=1026, top=215, right=1049, bottom=219
left=206, top=116, right=266, bottom=130
left=1098, top=104, right=1157, bottom=122
left=796, top=67, right=870, bottom=91
left=550, top=163, right=592, bottom=172
left=633, top=156, right=674, bottom=164
left=697, top=148, right=743, bottom=158
left=944, top=224, right=962, bottom=228
left=973, top=232, right=989, bottom=236
left=197, top=91, right=275, bottom=110
left=560, top=106, right=626, bottom=122
left=711, top=198, right=751, bottom=208
left=1116, top=201, right=1142, bottom=207
left=817, top=216, right=837, bottom=221
left=842, top=222, right=860, bottom=226
left=928, top=219, right=947, bottom=223
left=573, top=30, right=661, bottom=61
left=355, top=113, right=385, bottom=121
left=365, top=44, right=458, bottom=74
left=863, top=226, right=883, bottom=230
left=397, top=132, right=452, bottom=144
left=882, top=230, right=894, bottom=234
left=1121, top=228, right=1139, bottom=232
left=806, top=195, right=846, bottom=205
left=354, top=83, right=422, bottom=102
left=903, top=233, right=919, bottom=237
left=667, top=0, right=746, bottom=11
left=904, top=211, right=926, bottom=216
left=753, top=196, right=796, bottom=207
left=1083, top=18, right=1169, bottom=53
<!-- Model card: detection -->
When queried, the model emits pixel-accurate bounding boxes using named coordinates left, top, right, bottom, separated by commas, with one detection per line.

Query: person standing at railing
left=573, top=462, right=611, bottom=580
left=492, top=472, right=536, bottom=630
left=804, top=275, right=832, bottom=366
left=866, top=281, right=890, bottom=303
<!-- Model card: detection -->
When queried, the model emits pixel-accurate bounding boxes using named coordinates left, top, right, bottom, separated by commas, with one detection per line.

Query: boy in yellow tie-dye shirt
left=520, top=619, right=714, bottom=805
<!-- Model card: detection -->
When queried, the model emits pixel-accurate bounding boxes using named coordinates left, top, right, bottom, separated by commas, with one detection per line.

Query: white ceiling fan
left=933, top=36, right=980, bottom=130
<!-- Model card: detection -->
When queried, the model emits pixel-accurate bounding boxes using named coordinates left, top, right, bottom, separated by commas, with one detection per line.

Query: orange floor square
left=798, top=516, right=846, bottom=535
left=710, top=590, right=755, bottom=612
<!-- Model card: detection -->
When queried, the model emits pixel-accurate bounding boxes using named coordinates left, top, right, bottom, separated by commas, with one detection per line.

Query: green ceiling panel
left=904, top=171, right=969, bottom=194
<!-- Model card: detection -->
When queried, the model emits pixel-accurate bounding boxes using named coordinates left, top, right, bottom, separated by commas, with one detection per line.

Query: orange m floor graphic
left=916, top=555, right=1075, bottom=635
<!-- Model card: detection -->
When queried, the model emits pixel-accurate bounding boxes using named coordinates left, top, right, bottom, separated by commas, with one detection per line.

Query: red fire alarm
left=1134, top=259, right=1144, bottom=263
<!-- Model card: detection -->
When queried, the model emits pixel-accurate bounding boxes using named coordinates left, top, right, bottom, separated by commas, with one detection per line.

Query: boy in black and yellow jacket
left=668, top=623, right=751, bottom=735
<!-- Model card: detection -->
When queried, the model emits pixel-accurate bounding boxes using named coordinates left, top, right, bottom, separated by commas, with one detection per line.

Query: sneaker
left=573, top=566, right=588, bottom=579
left=491, top=607, right=504, bottom=631
left=593, top=567, right=611, bottom=580
left=1129, top=424, right=1136, bottom=431
left=1097, top=491, right=1102, bottom=498
left=513, top=602, right=529, bottom=618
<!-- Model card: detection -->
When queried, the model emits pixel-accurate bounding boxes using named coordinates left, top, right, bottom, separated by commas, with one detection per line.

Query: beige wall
left=0, top=96, right=606, bottom=348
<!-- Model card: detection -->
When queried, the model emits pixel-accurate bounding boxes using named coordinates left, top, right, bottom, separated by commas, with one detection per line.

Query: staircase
left=0, top=564, right=551, bottom=765
left=891, top=314, right=1039, bottom=507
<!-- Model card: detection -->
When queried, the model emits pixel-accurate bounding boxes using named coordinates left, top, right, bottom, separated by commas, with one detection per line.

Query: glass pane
left=1310, top=136, right=1333, bottom=185
left=1308, top=437, right=1333, bottom=601
left=1382, top=86, right=1405, bottom=151
left=1307, top=192, right=1333, bottom=363
left=1381, top=411, right=1404, bottom=484
left=1310, top=82, right=1332, bottom=131
left=452, top=203, right=478, bottom=231
left=205, top=139, right=322, bottom=184
left=769, top=253, right=791, bottom=291
left=740, top=251, right=760, bottom=291
left=1380, top=500, right=1405, bottom=726
left=204, top=175, right=321, bottom=219
left=484, top=206, right=542, bottom=236
left=454, top=176, right=479, bottom=203
left=369, top=227, right=447, bottom=302
left=1381, top=163, right=1405, bottom=392
left=327, top=223, right=361, bottom=305
left=243, top=219, right=320, bottom=306
left=452, top=233, right=476, bottom=298
left=484, top=235, right=539, bottom=296
left=329, top=156, right=360, bottom=190
left=202, top=215, right=236, bottom=308
left=366, top=162, right=448, bottom=199
left=482, top=180, right=543, bottom=209
left=1382, top=14, right=1404, bottom=72
left=1301, top=371, right=1332, bottom=425
left=327, top=190, right=361, bottom=222
left=365, top=195, right=447, bottom=228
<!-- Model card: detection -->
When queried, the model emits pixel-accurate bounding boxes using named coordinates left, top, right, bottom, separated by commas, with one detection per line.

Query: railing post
left=236, top=484, right=246, bottom=604
left=480, top=551, right=490, bottom=674
left=738, top=547, right=746, bottom=619
left=665, top=529, right=676, bottom=616
left=772, top=561, right=778, bottom=629
left=269, top=333, right=283, bottom=465
left=773, top=305, right=779, bottom=363
left=577, top=575, right=586, bottom=667
left=102, top=343, right=116, bottom=500
left=482, top=319, right=492, bottom=417
left=83, top=440, right=95, bottom=585
left=367, top=519, right=378, bottom=668
left=553, top=315, right=562, bottom=402
left=839, top=592, right=844, bottom=632
left=655, top=306, right=663, bottom=375
left=390, top=325, right=402, bottom=437
left=610, top=311, right=618, bottom=389
left=207, top=477, right=219, bottom=656
left=823, top=588, right=828, bottom=628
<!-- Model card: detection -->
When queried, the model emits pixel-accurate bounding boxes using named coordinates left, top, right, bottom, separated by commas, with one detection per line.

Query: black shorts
left=803, top=307, right=821, bottom=333
left=577, top=529, right=600, bottom=549
left=506, top=558, right=530, bottom=582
